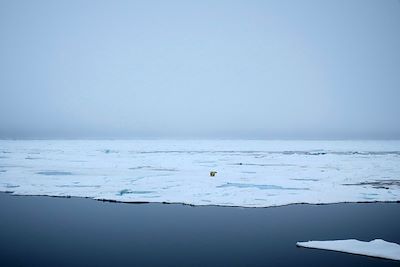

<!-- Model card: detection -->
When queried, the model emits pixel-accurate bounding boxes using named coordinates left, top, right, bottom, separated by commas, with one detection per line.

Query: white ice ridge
left=1, top=140, right=400, bottom=207
left=296, top=239, right=400, bottom=261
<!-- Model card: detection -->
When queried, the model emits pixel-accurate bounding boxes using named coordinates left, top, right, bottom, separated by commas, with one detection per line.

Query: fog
left=0, top=0, right=399, bottom=139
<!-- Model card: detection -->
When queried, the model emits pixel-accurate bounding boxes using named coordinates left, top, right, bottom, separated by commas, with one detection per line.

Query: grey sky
left=0, top=0, right=399, bottom=139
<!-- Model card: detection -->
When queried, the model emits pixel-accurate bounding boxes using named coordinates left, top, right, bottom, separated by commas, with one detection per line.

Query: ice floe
left=296, top=239, right=400, bottom=261
left=0, top=140, right=400, bottom=207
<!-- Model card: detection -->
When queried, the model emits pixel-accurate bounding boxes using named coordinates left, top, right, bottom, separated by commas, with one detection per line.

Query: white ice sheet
left=0, top=140, right=400, bottom=207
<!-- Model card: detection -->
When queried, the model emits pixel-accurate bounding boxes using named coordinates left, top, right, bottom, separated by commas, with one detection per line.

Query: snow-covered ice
left=0, top=140, right=400, bottom=207
left=296, top=239, right=400, bottom=261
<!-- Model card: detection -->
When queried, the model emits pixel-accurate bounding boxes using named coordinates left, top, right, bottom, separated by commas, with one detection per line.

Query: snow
left=0, top=140, right=400, bottom=207
left=296, top=239, right=400, bottom=261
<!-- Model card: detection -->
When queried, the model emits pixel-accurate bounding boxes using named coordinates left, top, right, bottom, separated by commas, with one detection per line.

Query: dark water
left=0, top=193, right=399, bottom=267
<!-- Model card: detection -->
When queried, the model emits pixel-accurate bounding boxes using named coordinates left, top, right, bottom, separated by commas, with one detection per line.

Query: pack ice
left=0, top=140, right=400, bottom=207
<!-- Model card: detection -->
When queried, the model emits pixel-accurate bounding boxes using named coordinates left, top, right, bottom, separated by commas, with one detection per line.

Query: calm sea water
left=0, top=192, right=399, bottom=267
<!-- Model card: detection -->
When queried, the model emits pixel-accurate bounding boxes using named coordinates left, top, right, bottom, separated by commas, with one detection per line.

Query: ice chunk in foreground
left=296, top=239, right=400, bottom=261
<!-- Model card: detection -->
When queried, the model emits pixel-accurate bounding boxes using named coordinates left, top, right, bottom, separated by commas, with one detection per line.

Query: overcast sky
left=0, top=0, right=399, bottom=139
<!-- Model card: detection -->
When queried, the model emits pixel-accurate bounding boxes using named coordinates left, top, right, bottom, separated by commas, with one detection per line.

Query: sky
left=0, top=0, right=399, bottom=139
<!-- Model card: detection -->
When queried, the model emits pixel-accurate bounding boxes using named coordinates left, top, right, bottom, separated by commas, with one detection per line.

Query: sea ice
left=296, top=239, right=400, bottom=261
left=0, top=140, right=400, bottom=207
